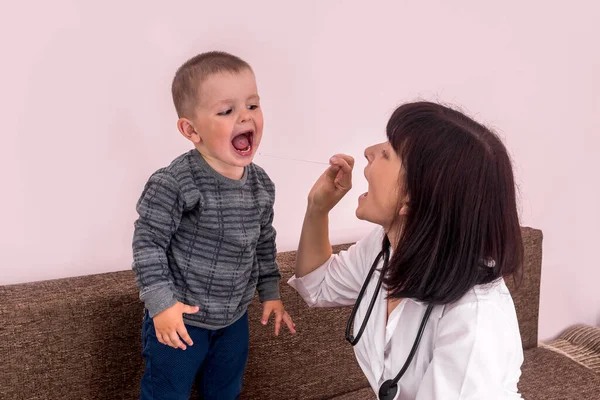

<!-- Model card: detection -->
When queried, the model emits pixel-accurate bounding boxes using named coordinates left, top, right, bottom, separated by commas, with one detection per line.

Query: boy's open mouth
left=231, top=130, right=254, bottom=156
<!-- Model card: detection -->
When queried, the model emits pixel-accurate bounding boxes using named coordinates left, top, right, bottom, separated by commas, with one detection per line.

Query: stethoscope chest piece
left=378, top=380, right=398, bottom=400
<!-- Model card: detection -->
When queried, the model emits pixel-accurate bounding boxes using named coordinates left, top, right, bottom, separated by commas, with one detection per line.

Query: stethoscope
left=345, top=243, right=434, bottom=400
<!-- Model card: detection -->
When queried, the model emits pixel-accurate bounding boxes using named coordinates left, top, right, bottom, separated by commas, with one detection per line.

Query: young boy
left=132, top=51, right=295, bottom=400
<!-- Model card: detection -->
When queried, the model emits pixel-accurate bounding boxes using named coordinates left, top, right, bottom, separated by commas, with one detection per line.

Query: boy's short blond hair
left=171, top=51, right=252, bottom=118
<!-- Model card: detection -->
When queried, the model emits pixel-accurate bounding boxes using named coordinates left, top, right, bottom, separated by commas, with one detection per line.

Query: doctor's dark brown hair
left=383, top=102, right=523, bottom=304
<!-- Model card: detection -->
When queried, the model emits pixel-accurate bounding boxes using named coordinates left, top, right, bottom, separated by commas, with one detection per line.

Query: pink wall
left=1, top=1, right=598, bottom=340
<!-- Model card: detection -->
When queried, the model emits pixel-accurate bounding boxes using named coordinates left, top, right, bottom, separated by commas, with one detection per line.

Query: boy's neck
left=196, top=150, right=245, bottom=180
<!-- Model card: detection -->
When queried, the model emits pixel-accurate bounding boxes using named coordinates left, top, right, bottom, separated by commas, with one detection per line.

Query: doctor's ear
left=399, top=200, right=409, bottom=216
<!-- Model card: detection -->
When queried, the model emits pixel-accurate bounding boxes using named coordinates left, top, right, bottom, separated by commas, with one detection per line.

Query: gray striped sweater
left=132, top=150, right=281, bottom=329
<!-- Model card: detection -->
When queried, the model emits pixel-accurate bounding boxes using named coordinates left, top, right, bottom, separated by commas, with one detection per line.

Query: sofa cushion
left=0, top=271, right=144, bottom=400
left=329, top=387, right=376, bottom=399
left=544, top=324, right=600, bottom=374
left=519, top=347, right=600, bottom=399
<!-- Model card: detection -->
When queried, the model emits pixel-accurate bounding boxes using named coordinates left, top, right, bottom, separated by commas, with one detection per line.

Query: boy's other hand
left=261, top=300, right=296, bottom=336
left=153, top=302, right=199, bottom=350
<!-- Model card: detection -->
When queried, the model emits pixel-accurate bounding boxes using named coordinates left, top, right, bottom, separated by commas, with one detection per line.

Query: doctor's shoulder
left=337, top=226, right=387, bottom=269
left=437, top=279, right=522, bottom=345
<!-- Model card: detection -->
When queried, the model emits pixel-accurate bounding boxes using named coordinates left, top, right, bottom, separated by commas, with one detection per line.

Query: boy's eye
left=247, top=104, right=259, bottom=110
left=218, top=109, right=232, bottom=116
left=382, top=150, right=389, bottom=159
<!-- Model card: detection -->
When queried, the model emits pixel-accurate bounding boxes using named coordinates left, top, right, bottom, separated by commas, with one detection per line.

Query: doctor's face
left=356, top=141, right=406, bottom=232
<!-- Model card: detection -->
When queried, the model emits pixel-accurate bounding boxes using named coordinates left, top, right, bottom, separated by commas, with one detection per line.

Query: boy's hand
left=261, top=300, right=296, bottom=336
left=153, top=302, right=199, bottom=350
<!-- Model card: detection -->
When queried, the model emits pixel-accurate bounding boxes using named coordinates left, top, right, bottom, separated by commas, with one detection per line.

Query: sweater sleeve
left=254, top=177, right=281, bottom=302
left=132, top=171, right=183, bottom=317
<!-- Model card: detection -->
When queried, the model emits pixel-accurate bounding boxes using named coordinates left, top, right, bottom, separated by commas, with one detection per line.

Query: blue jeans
left=140, top=311, right=249, bottom=400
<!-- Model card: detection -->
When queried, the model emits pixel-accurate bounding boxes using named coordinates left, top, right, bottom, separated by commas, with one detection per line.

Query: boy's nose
left=239, top=110, right=251, bottom=123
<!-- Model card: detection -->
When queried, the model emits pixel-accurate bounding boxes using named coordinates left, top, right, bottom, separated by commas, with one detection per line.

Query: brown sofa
left=1, top=227, right=599, bottom=399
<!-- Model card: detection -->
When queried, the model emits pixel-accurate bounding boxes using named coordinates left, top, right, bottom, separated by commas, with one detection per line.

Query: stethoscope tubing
left=344, top=244, right=434, bottom=400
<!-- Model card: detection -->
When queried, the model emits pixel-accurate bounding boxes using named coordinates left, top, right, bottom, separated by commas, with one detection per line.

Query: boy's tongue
left=232, top=134, right=249, bottom=151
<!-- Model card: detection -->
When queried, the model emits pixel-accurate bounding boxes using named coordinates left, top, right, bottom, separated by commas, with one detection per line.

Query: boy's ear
left=177, top=118, right=202, bottom=144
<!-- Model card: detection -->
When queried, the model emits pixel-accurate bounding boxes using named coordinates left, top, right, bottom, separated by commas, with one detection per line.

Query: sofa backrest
left=507, top=227, right=543, bottom=350
left=0, top=227, right=542, bottom=399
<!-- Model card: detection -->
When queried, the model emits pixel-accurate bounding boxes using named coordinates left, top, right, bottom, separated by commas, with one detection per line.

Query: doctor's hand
left=261, top=300, right=296, bottom=336
left=308, top=154, right=354, bottom=214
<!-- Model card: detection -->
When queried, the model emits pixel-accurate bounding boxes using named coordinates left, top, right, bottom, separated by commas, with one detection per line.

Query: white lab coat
left=288, top=227, right=523, bottom=399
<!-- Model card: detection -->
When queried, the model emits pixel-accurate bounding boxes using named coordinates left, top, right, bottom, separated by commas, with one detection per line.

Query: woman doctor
left=288, top=102, right=524, bottom=399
